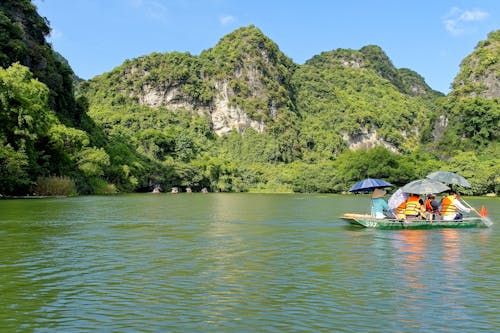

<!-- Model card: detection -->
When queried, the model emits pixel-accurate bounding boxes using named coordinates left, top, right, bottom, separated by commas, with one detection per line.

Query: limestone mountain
left=435, top=29, right=500, bottom=154
left=451, top=29, right=500, bottom=99
left=293, top=46, right=441, bottom=156
left=359, top=45, right=439, bottom=97
left=80, top=25, right=297, bottom=136
left=80, top=26, right=443, bottom=155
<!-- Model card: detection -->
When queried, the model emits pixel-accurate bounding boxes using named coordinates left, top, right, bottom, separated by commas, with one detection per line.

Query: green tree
left=0, top=63, right=54, bottom=193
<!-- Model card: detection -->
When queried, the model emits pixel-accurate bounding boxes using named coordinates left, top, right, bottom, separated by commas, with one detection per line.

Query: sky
left=33, top=0, right=500, bottom=94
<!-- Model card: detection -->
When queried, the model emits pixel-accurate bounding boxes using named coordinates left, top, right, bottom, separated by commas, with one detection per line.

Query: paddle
left=461, top=199, right=493, bottom=227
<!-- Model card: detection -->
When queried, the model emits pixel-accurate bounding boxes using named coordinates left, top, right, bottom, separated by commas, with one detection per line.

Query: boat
left=341, top=213, right=490, bottom=230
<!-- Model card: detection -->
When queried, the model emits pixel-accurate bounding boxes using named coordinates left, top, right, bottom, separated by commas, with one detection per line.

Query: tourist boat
left=341, top=213, right=491, bottom=230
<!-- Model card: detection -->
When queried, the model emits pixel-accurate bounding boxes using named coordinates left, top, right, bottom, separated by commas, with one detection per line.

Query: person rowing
left=440, top=190, right=476, bottom=221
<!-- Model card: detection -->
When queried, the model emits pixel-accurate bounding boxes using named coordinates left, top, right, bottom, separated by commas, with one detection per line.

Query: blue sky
left=33, top=0, right=499, bottom=93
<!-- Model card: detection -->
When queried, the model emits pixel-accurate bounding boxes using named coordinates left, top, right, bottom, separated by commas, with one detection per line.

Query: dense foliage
left=0, top=1, right=498, bottom=196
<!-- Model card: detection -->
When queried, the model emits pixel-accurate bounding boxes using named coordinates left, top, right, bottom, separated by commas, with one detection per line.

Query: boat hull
left=341, top=213, right=489, bottom=229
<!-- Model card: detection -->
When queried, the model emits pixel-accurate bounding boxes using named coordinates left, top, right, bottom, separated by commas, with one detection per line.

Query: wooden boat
left=341, top=213, right=490, bottom=230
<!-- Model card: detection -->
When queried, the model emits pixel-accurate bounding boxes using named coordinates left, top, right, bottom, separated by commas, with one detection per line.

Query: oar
left=461, top=200, right=493, bottom=227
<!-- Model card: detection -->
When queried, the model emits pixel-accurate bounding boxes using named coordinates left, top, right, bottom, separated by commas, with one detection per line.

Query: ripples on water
left=0, top=194, right=498, bottom=332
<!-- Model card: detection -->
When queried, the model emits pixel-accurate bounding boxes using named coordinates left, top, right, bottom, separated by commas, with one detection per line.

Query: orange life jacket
left=441, top=195, right=456, bottom=216
left=404, top=196, right=422, bottom=216
left=396, top=202, right=406, bottom=219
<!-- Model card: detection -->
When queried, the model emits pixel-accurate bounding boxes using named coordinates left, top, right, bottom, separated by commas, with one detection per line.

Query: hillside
left=81, top=26, right=442, bottom=154
left=1, top=1, right=498, bottom=195
left=293, top=46, right=442, bottom=158
left=451, top=29, right=500, bottom=99
left=433, top=29, right=500, bottom=156
left=80, top=25, right=298, bottom=136
left=0, top=0, right=106, bottom=195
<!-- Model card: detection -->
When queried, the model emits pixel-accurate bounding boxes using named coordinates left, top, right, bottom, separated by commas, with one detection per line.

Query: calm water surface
left=0, top=193, right=499, bottom=332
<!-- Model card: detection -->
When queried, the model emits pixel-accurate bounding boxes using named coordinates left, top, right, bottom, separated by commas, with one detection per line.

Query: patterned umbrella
left=426, top=171, right=472, bottom=188
left=348, top=178, right=393, bottom=192
left=388, top=188, right=409, bottom=211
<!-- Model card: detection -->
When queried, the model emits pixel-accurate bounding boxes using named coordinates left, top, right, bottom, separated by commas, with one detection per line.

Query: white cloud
left=443, top=7, right=489, bottom=35
left=219, top=15, right=236, bottom=26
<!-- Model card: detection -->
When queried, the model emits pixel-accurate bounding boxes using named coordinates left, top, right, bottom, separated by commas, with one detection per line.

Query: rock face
left=210, top=80, right=265, bottom=135
left=343, top=130, right=398, bottom=152
left=132, top=75, right=266, bottom=135
left=138, top=84, right=193, bottom=110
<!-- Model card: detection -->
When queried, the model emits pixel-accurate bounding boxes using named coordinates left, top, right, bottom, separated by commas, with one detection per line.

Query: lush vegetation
left=1, top=2, right=498, bottom=196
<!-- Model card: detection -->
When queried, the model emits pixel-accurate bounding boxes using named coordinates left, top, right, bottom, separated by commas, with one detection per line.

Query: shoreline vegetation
left=1, top=191, right=497, bottom=199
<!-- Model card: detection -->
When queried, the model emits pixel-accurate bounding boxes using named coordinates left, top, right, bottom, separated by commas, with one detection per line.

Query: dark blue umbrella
left=348, top=178, right=393, bottom=192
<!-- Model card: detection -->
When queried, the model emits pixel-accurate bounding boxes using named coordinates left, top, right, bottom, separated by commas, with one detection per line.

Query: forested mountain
left=1, top=1, right=498, bottom=196
left=293, top=45, right=441, bottom=159
left=80, top=25, right=299, bottom=136
left=434, top=29, right=500, bottom=157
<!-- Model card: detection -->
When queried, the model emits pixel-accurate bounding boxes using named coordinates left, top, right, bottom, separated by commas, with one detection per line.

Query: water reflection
left=388, top=227, right=489, bottom=332
left=441, top=229, right=461, bottom=275
left=392, top=230, right=429, bottom=290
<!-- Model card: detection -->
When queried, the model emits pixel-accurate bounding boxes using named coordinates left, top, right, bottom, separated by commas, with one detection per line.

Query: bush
left=33, top=176, right=77, bottom=196
left=90, top=177, right=118, bottom=195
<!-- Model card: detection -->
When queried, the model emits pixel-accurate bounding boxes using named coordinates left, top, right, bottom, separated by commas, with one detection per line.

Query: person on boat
left=371, top=188, right=390, bottom=219
left=425, top=193, right=440, bottom=221
left=440, top=191, right=475, bottom=221
left=404, top=193, right=425, bottom=222
left=395, top=201, right=406, bottom=220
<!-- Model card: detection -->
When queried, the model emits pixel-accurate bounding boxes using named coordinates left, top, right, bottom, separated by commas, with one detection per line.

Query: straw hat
left=372, top=188, right=387, bottom=198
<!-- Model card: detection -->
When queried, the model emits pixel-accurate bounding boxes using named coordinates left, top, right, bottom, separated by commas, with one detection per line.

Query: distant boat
left=171, top=187, right=179, bottom=194
left=152, top=186, right=161, bottom=193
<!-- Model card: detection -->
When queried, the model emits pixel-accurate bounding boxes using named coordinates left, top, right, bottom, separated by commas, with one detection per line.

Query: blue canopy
left=349, top=178, right=393, bottom=192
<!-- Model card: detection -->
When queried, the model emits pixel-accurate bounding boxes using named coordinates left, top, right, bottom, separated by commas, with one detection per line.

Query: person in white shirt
left=440, top=191, right=475, bottom=221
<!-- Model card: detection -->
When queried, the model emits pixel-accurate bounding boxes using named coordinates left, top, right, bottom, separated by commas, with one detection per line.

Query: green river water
left=1, top=193, right=499, bottom=332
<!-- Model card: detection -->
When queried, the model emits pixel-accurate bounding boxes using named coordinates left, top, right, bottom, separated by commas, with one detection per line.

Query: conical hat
left=372, top=188, right=387, bottom=198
